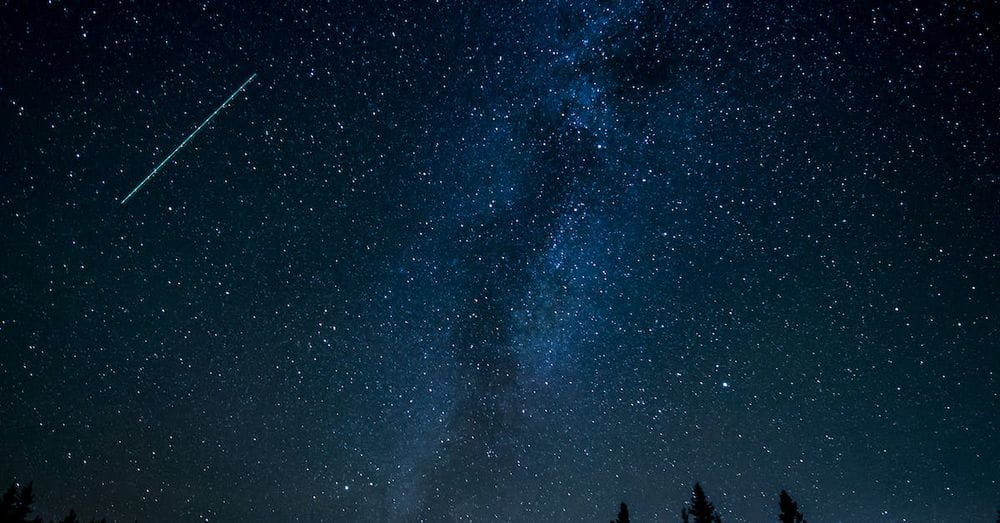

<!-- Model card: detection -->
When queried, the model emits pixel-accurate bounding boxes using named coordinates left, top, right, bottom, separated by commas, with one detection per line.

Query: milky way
left=1, top=1, right=997, bottom=521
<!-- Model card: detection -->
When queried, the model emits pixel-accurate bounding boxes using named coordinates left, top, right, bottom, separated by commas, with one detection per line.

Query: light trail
left=121, top=73, right=257, bottom=204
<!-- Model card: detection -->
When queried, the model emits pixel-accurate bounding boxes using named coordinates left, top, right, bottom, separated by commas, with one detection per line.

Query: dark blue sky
left=1, top=1, right=997, bottom=521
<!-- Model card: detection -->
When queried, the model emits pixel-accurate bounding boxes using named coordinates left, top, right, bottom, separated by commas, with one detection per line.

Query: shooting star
left=121, top=73, right=257, bottom=204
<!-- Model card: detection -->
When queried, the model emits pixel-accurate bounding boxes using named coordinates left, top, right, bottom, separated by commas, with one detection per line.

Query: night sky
left=1, top=1, right=998, bottom=521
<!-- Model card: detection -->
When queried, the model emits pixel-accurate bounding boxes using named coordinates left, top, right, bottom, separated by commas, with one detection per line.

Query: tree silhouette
left=682, top=483, right=721, bottom=523
left=55, top=509, right=106, bottom=523
left=778, top=490, right=804, bottom=523
left=0, top=482, right=43, bottom=523
left=1, top=482, right=106, bottom=523
left=610, top=502, right=630, bottom=523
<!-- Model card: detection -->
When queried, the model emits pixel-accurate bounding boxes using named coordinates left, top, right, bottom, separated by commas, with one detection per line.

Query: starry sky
left=1, top=1, right=998, bottom=521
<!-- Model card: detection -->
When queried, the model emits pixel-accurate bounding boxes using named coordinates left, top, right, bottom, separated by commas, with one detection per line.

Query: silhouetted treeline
left=5, top=476, right=998, bottom=521
left=609, top=484, right=786, bottom=522
left=611, top=485, right=999, bottom=521
left=605, top=483, right=756, bottom=523
left=0, top=483, right=106, bottom=523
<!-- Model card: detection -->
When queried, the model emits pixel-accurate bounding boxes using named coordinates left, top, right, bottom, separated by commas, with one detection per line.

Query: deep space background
left=1, top=1, right=998, bottom=521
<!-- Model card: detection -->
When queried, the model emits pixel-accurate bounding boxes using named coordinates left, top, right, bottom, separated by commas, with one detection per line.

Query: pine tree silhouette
left=56, top=510, right=107, bottom=523
left=683, top=483, right=721, bottom=523
left=778, top=490, right=804, bottom=523
left=1, top=481, right=107, bottom=523
left=0, top=482, right=43, bottom=523
left=610, top=502, right=630, bottom=523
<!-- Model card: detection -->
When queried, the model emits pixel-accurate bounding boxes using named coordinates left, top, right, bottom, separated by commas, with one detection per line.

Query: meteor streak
left=121, top=73, right=257, bottom=204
